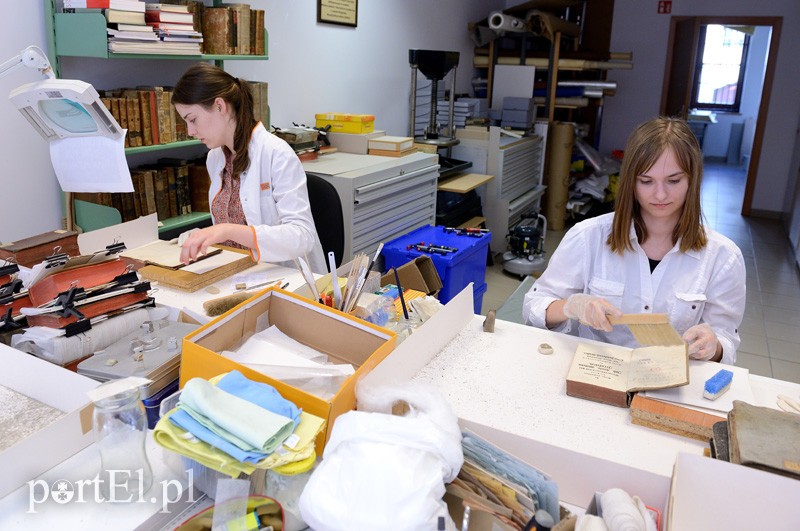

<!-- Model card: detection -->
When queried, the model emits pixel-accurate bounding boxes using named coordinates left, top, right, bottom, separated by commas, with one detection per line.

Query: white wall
left=0, top=0, right=503, bottom=243
left=603, top=0, right=800, bottom=215
left=0, top=3, right=63, bottom=243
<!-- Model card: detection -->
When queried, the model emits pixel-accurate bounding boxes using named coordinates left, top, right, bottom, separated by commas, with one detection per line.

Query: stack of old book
left=143, top=3, right=203, bottom=54
left=709, top=400, right=800, bottom=480
left=367, top=136, right=417, bottom=157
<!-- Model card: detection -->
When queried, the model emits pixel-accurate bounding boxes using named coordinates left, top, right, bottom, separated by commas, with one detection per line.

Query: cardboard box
left=664, top=453, right=800, bottom=530
left=380, top=256, right=442, bottom=297
left=327, top=130, right=385, bottom=155
left=314, top=113, right=375, bottom=134
left=181, top=287, right=396, bottom=453
left=0, top=344, right=98, bottom=499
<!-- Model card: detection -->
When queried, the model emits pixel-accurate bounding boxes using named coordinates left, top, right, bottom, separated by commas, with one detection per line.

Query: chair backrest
left=306, top=172, right=345, bottom=268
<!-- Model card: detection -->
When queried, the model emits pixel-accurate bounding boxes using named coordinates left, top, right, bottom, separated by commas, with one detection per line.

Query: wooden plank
left=438, top=172, right=495, bottom=193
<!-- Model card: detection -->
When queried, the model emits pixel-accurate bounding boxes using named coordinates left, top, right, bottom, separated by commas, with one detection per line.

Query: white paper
left=78, top=214, right=159, bottom=255
left=181, top=250, right=244, bottom=274
left=642, top=361, right=755, bottom=414
left=49, top=133, right=133, bottom=193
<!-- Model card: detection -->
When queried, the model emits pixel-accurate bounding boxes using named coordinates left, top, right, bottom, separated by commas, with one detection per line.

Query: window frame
left=690, top=24, right=750, bottom=113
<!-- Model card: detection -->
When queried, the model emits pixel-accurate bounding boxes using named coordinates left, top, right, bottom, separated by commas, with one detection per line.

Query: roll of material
left=488, top=11, right=528, bottom=33
left=526, top=10, right=581, bottom=39
left=545, top=122, right=575, bottom=231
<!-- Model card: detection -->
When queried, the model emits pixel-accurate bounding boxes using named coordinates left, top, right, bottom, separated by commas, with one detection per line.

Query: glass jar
left=266, top=453, right=317, bottom=531
left=92, top=386, right=153, bottom=501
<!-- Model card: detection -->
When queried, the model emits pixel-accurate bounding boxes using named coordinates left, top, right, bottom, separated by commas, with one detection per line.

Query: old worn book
left=0, top=230, right=79, bottom=268
left=188, top=163, right=211, bottom=212
left=710, top=420, right=730, bottom=461
left=202, top=7, right=233, bottom=55
left=566, top=341, right=689, bottom=407
left=727, top=400, right=800, bottom=479
left=228, top=3, right=250, bottom=55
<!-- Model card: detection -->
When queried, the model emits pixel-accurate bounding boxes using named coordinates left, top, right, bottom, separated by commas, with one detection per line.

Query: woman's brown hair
left=171, top=63, right=257, bottom=177
left=608, top=116, right=707, bottom=254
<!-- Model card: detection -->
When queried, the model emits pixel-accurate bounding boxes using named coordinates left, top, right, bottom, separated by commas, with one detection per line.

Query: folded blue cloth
left=170, top=370, right=302, bottom=463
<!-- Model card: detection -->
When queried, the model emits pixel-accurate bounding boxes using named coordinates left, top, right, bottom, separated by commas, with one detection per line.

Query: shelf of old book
left=53, top=13, right=269, bottom=61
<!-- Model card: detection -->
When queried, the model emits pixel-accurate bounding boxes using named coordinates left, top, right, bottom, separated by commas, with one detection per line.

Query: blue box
left=143, top=378, right=179, bottom=429
left=473, top=282, right=487, bottom=314
left=382, top=225, right=491, bottom=306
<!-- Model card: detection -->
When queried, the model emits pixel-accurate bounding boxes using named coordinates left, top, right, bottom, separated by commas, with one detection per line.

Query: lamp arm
left=0, top=45, right=54, bottom=80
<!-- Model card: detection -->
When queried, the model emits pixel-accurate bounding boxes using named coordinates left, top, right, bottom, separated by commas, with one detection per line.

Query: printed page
left=566, top=342, right=631, bottom=393
left=628, top=345, right=688, bottom=390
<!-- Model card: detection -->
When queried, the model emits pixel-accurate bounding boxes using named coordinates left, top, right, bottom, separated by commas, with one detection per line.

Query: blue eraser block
left=703, top=369, right=734, bottom=400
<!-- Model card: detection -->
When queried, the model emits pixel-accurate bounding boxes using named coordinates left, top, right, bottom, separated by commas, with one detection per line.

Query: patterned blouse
left=210, top=147, right=248, bottom=250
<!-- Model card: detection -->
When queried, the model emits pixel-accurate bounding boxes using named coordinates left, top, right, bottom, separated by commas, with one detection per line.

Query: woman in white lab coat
left=172, top=63, right=325, bottom=273
left=523, top=117, right=746, bottom=364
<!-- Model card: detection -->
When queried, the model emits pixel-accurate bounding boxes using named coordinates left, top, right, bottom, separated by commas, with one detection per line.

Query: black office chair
left=306, top=172, right=345, bottom=268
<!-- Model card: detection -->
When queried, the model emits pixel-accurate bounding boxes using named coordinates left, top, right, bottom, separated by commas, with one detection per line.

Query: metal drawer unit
left=303, top=152, right=440, bottom=263
left=452, top=124, right=547, bottom=253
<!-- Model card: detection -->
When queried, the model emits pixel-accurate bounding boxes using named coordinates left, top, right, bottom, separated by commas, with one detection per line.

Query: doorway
left=660, top=16, right=782, bottom=216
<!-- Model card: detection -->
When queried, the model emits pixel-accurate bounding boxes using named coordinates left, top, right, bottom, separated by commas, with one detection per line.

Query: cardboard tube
left=544, top=122, right=574, bottom=231
left=526, top=10, right=581, bottom=40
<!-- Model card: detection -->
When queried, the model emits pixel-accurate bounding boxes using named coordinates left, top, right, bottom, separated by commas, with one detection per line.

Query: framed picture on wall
left=317, top=0, right=358, bottom=27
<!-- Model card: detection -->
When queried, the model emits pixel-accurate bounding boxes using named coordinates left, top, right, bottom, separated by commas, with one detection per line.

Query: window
left=690, top=24, right=750, bottom=113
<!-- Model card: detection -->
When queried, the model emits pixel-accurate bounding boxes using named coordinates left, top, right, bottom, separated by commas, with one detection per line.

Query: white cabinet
left=452, top=125, right=547, bottom=253
left=302, top=152, right=439, bottom=262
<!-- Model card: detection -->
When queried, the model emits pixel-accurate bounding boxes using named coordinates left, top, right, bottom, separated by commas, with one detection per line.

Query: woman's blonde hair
left=608, top=116, right=707, bottom=254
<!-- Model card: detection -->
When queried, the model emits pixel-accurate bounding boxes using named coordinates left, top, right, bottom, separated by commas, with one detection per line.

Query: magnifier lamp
left=1, top=45, right=123, bottom=141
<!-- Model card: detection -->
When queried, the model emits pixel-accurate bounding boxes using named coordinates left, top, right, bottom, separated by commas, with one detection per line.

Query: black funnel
left=409, top=49, right=459, bottom=81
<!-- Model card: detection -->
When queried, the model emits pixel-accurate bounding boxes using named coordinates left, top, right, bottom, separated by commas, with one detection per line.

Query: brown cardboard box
left=181, top=287, right=396, bottom=453
left=381, top=256, right=442, bottom=296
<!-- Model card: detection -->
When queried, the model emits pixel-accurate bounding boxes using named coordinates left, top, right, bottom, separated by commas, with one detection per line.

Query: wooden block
left=437, top=172, right=495, bottom=193
left=630, top=394, right=725, bottom=442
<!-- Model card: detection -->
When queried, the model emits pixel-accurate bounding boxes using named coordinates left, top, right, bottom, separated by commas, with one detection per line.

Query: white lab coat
left=522, top=213, right=746, bottom=364
left=206, top=123, right=326, bottom=273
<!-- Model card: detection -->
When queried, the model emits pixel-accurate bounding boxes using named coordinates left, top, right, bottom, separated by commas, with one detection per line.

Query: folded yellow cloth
left=154, top=409, right=326, bottom=476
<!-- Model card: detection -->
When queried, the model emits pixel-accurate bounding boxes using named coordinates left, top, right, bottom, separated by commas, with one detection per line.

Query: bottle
left=92, top=386, right=153, bottom=501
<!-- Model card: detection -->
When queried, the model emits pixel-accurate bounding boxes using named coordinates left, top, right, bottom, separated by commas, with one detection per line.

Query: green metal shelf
left=53, top=12, right=268, bottom=60
left=125, top=139, right=203, bottom=155
left=158, top=212, right=212, bottom=233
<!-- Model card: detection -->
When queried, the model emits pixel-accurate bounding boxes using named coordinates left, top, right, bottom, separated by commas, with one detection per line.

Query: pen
left=328, top=251, right=342, bottom=310
left=393, top=267, right=409, bottom=320
left=280, top=282, right=289, bottom=290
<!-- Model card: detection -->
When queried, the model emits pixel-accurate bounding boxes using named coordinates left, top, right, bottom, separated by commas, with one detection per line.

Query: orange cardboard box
left=180, top=287, right=396, bottom=453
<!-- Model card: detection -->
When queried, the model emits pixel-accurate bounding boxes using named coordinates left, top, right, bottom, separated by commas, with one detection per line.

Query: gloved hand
left=682, top=323, right=719, bottom=360
left=563, top=293, right=623, bottom=332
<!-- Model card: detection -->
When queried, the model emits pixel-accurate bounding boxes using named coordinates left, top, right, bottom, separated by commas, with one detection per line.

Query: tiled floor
left=481, top=161, right=800, bottom=383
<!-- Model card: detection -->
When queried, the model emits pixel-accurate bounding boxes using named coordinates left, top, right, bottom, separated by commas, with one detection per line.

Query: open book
left=566, top=337, right=689, bottom=408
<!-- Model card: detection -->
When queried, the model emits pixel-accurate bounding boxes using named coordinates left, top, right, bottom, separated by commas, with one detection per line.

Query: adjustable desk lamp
left=1, top=45, right=123, bottom=142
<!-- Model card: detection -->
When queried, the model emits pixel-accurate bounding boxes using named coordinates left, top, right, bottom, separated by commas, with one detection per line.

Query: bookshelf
left=43, top=0, right=269, bottom=236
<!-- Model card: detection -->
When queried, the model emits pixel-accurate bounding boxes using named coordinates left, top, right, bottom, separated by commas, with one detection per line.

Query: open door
left=660, top=17, right=699, bottom=118
left=660, top=16, right=782, bottom=216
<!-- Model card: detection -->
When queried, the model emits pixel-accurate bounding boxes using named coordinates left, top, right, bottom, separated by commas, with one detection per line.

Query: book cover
left=228, top=4, right=251, bottom=55
left=202, top=7, right=233, bottom=55
left=368, top=135, right=414, bottom=152
left=138, top=90, right=153, bottom=145
left=629, top=394, right=724, bottom=441
left=144, top=10, right=194, bottom=24
left=153, top=169, right=171, bottom=221
left=105, top=9, right=146, bottom=25
left=0, top=231, right=79, bottom=268
left=727, top=400, right=800, bottom=479
left=566, top=342, right=689, bottom=408
left=165, top=166, right=178, bottom=218
left=188, top=164, right=211, bottom=212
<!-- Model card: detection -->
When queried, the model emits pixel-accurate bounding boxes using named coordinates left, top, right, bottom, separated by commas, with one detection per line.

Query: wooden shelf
left=438, top=172, right=495, bottom=193
left=158, top=212, right=212, bottom=234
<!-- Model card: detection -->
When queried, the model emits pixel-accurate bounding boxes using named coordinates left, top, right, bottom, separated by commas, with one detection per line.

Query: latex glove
left=682, top=323, right=719, bottom=361
left=563, top=293, right=623, bottom=332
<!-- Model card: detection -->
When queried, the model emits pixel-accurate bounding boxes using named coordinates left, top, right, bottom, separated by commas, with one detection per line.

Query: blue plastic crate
left=382, top=225, right=491, bottom=305
left=473, top=282, right=487, bottom=314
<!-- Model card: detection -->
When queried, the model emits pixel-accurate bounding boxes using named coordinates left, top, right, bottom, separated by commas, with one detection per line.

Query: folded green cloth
left=153, top=412, right=255, bottom=477
left=179, top=377, right=295, bottom=455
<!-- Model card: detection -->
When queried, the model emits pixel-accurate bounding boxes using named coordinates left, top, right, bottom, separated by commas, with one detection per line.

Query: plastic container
left=382, top=225, right=491, bottom=307
left=266, top=453, right=317, bottom=531
left=473, top=282, right=488, bottom=314
left=142, top=378, right=179, bottom=429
